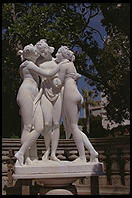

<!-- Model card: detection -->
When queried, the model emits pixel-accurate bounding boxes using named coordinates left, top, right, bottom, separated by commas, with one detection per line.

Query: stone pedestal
left=13, top=160, right=104, bottom=195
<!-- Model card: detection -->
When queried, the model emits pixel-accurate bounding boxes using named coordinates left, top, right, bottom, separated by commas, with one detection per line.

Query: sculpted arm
left=26, top=61, right=60, bottom=77
left=59, top=62, right=81, bottom=83
left=19, top=61, right=29, bottom=80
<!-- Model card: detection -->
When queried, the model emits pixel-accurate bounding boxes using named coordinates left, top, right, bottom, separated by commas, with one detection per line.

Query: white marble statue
left=13, top=42, right=105, bottom=182
left=23, top=44, right=99, bottom=163
left=27, top=39, right=63, bottom=162
left=55, top=46, right=99, bottom=163
left=15, top=43, right=60, bottom=166
left=15, top=40, right=99, bottom=167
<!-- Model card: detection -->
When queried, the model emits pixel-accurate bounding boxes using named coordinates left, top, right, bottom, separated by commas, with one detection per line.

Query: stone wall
left=2, top=136, right=130, bottom=195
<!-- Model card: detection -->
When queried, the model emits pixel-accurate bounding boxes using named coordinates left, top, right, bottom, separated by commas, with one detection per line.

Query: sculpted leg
left=80, top=132, right=98, bottom=162
left=64, top=100, right=86, bottom=163
left=42, top=123, right=52, bottom=160
left=15, top=103, right=43, bottom=165
left=41, top=95, right=53, bottom=161
left=15, top=128, right=40, bottom=166
left=51, top=96, right=61, bottom=162
left=20, top=118, right=37, bottom=163
left=50, top=124, right=60, bottom=162
left=71, top=124, right=86, bottom=163
left=20, top=121, right=31, bottom=164
left=25, top=149, right=33, bottom=165
left=28, top=143, right=38, bottom=161
left=16, top=95, right=34, bottom=165
left=29, top=103, right=44, bottom=162
left=15, top=124, right=32, bottom=165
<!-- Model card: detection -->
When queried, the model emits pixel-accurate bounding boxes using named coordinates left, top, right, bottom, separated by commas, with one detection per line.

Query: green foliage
left=10, top=134, right=19, bottom=139
left=79, top=116, right=108, bottom=138
left=82, top=89, right=99, bottom=106
left=94, top=32, right=130, bottom=123
left=109, top=125, right=130, bottom=137
left=99, top=3, right=130, bottom=38
left=2, top=41, right=21, bottom=138
left=86, top=3, right=130, bottom=124
left=89, top=115, right=108, bottom=138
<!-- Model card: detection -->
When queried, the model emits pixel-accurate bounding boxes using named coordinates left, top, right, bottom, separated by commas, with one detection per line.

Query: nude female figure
left=15, top=44, right=60, bottom=165
left=26, top=44, right=98, bottom=163
left=26, top=39, right=63, bottom=162
left=55, top=46, right=99, bottom=163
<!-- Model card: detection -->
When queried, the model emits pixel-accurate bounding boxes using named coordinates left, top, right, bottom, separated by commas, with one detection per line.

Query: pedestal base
left=14, top=159, right=104, bottom=176
left=13, top=160, right=104, bottom=195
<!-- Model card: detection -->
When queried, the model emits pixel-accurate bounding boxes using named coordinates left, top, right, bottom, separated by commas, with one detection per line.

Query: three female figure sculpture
left=15, top=42, right=60, bottom=165
left=15, top=39, right=98, bottom=166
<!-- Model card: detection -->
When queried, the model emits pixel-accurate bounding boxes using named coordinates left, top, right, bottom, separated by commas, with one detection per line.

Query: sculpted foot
left=50, top=154, right=60, bottom=162
left=25, top=157, right=33, bottom=165
left=42, top=151, right=50, bottom=161
left=72, top=157, right=86, bottom=163
left=15, top=160, right=21, bottom=166
left=15, top=151, right=24, bottom=166
left=90, top=152, right=99, bottom=162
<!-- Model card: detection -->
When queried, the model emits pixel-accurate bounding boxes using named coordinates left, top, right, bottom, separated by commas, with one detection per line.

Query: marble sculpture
left=15, top=39, right=99, bottom=169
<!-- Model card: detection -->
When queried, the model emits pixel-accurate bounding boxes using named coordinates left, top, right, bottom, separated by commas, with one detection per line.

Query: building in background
left=83, top=94, right=130, bottom=130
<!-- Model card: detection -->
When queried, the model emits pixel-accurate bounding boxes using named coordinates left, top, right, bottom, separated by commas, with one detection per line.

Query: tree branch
left=86, top=8, right=99, bottom=25
left=87, top=25, right=104, bottom=42
left=79, top=69, right=99, bottom=82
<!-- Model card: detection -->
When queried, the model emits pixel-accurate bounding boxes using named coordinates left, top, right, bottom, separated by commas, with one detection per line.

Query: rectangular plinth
left=13, top=160, right=104, bottom=179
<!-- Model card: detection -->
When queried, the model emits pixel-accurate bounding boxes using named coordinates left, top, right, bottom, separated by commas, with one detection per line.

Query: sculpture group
left=15, top=39, right=99, bottom=166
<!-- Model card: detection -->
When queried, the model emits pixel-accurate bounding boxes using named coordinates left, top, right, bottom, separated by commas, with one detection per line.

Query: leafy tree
left=85, top=3, right=130, bottom=124
left=89, top=115, right=108, bottom=138
left=94, top=31, right=130, bottom=123
left=78, top=115, right=108, bottom=138
left=109, top=124, right=130, bottom=137
left=99, top=3, right=130, bottom=39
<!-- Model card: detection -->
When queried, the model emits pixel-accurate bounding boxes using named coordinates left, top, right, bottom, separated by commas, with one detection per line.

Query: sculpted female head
left=35, top=39, right=54, bottom=60
left=55, top=46, right=75, bottom=63
left=17, top=44, right=39, bottom=62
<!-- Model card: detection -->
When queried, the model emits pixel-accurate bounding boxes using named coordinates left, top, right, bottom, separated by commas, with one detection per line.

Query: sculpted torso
left=17, top=63, right=39, bottom=103
left=58, top=60, right=82, bottom=102
left=22, top=66, right=39, bottom=84
left=39, top=60, right=58, bottom=80
left=38, top=60, right=62, bottom=102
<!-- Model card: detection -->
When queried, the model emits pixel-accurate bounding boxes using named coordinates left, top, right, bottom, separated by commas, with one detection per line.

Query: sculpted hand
left=20, top=60, right=31, bottom=68
left=53, top=78, right=62, bottom=88
left=26, top=62, right=38, bottom=70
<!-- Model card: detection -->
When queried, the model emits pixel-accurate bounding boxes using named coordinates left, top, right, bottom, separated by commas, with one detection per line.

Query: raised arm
left=26, top=61, right=60, bottom=77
